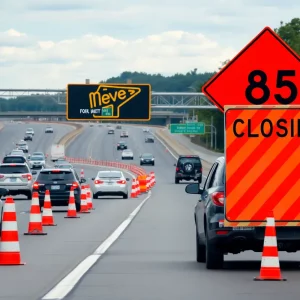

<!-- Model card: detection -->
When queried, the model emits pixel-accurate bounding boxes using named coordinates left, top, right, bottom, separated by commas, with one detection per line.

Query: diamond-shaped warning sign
left=202, top=27, right=300, bottom=112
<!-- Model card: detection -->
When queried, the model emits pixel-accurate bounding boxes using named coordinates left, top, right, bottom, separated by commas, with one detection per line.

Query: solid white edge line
left=42, top=164, right=151, bottom=300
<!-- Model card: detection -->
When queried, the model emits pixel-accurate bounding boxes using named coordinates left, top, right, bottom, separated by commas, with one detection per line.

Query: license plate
left=232, top=227, right=254, bottom=231
left=51, top=185, right=60, bottom=190
left=107, top=182, right=113, bottom=185
left=10, top=178, right=17, bottom=182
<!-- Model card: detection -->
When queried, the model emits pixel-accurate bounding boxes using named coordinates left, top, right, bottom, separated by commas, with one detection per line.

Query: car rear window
left=98, top=171, right=122, bottom=178
left=0, top=165, right=29, bottom=174
left=17, top=143, right=26, bottom=146
left=38, top=170, right=74, bottom=181
left=3, top=157, right=26, bottom=163
left=178, top=157, right=201, bottom=166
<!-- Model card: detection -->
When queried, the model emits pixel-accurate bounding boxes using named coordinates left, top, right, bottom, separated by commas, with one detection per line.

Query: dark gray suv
left=174, top=155, right=202, bottom=184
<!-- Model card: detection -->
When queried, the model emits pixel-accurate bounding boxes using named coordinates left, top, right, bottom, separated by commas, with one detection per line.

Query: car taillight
left=52, top=169, right=60, bottom=173
left=0, top=174, right=4, bottom=178
left=176, top=167, right=179, bottom=172
left=32, top=182, right=39, bottom=189
left=94, top=180, right=104, bottom=184
left=72, top=182, right=79, bottom=188
left=200, top=168, right=203, bottom=172
left=117, top=180, right=126, bottom=184
left=22, top=174, right=32, bottom=180
left=212, top=192, right=225, bottom=207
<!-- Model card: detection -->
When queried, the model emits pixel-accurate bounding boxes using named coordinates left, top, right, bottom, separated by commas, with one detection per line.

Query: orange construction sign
left=225, top=106, right=300, bottom=227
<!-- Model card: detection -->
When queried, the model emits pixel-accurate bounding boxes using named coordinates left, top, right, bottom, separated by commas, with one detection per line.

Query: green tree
left=275, top=18, right=300, bottom=54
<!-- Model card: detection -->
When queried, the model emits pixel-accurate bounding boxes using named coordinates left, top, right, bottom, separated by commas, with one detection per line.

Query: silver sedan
left=121, top=149, right=134, bottom=160
left=92, top=170, right=130, bottom=199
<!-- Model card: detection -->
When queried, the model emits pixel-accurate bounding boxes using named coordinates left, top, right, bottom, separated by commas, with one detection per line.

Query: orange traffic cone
left=86, top=185, right=93, bottom=210
left=136, top=179, right=140, bottom=195
left=130, top=179, right=137, bottom=198
left=65, top=188, right=80, bottom=218
left=24, top=192, right=47, bottom=235
left=80, top=186, right=90, bottom=213
left=42, top=190, right=56, bottom=226
left=254, top=211, right=286, bottom=281
left=0, top=197, right=25, bottom=265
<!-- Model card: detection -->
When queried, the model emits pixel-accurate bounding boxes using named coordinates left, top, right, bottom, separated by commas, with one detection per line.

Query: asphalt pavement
left=1, top=123, right=300, bottom=300
left=62, top=125, right=300, bottom=300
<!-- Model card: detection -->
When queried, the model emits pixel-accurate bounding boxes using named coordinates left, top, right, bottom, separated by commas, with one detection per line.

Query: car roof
left=40, top=168, right=73, bottom=172
left=5, top=155, right=25, bottom=158
left=142, top=153, right=153, bottom=156
left=179, top=155, right=200, bottom=158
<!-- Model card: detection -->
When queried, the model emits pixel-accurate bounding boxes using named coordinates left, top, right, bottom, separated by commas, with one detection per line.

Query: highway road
left=0, top=122, right=300, bottom=300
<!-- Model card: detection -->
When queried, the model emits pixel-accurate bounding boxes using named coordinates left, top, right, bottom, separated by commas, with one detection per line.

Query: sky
left=0, top=0, right=299, bottom=89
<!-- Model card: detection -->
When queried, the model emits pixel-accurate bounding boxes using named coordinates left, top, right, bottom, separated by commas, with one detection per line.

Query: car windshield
left=0, top=165, right=29, bottom=174
left=38, top=170, right=74, bottom=181
left=142, top=153, right=153, bottom=158
left=30, top=156, right=44, bottom=161
left=98, top=171, right=122, bottom=179
left=33, top=152, right=44, bottom=156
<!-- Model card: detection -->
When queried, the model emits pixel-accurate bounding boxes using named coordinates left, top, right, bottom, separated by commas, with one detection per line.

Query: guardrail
left=65, top=157, right=147, bottom=176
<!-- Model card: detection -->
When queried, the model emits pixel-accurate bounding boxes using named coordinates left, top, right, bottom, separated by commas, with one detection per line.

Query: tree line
left=0, top=18, right=298, bottom=152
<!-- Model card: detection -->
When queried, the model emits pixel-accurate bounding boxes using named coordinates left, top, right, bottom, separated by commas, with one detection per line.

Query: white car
left=121, top=149, right=134, bottom=160
left=45, top=126, right=53, bottom=133
left=10, top=149, right=25, bottom=157
left=26, top=128, right=34, bottom=136
left=28, top=155, right=45, bottom=169
left=120, top=130, right=129, bottom=138
left=142, top=128, right=149, bottom=132
left=92, top=170, right=130, bottom=199
left=16, top=140, right=29, bottom=153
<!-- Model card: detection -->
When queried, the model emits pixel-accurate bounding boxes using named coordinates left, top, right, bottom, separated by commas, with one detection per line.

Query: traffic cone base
left=24, top=231, right=47, bottom=235
left=64, top=215, right=80, bottom=218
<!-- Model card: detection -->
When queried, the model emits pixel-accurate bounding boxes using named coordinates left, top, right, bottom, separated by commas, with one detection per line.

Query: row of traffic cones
left=0, top=184, right=94, bottom=265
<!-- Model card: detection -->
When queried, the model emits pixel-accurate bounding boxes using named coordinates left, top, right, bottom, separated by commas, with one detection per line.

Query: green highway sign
left=170, top=122, right=205, bottom=134
left=66, top=83, right=151, bottom=121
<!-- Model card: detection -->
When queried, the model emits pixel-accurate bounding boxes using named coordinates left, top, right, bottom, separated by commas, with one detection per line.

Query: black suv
left=24, top=134, right=33, bottom=141
left=33, top=168, right=86, bottom=211
left=174, top=155, right=202, bottom=184
left=186, top=156, right=300, bottom=269
left=117, top=141, right=127, bottom=150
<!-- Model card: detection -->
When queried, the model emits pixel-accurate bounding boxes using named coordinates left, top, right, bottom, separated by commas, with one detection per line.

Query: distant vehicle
left=28, top=155, right=46, bottom=169
left=50, top=144, right=65, bottom=162
left=31, top=152, right=45, bottom=158
left=121, top=149, right=133, bottom=160
left=45, top=126, right=53, bottom=133
left=0, top=163, right=37, bottom=199
left=16, top=141, right=29, bottom=153
left=145, top=135, right=154, bottom=143
left=92, top=170, right=130, bottom=199
left=2, top=155, right=27, bottom=164
left=26, top=128, right=34, bottom=136
left=120, top=130, right=129, bottom=138
left=140, top=153, right=155, bottom=166
left=24, top=134, right=33, bottom=141
left=174, top=155, right=202, bottom=184
left=33, top=168, right=85, bottom=212
left=56, top=157, right=67, bottom=163
left=116, top=125, right=122, bottom=129
left=108, top=128, right=114, bottom=134
left=54, top=163, right=73, bottom=169
left=10, top=149, right=25, bottom=157
left=142, top=128, right=149, bottom=132
left=117, top=141, right=127, bottom=150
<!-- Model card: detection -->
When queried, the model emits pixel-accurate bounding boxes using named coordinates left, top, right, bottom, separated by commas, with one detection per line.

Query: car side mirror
left=32, top=170, right=37, bottom=175
left=173, top=163, right=176, bottom=167
left=185, top=183, right=203, bottom=195
left=126, top=178, right=130, bottom=181
left=0, top=188, right=8, bottom=197
left=80, top=178, right=86, bottom=183
left=91, top=177, right=95, bottom=180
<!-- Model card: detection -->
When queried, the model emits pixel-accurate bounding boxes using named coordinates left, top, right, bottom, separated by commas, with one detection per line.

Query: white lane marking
left=42, top=192, right=151, bottom=300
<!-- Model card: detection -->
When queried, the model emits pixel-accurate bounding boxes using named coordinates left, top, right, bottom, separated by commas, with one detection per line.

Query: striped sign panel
left=225, top=107, right=300, bottom=227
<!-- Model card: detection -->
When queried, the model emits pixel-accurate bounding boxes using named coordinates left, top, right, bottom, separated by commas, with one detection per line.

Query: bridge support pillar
left=165, top=116, right=171, bottom=126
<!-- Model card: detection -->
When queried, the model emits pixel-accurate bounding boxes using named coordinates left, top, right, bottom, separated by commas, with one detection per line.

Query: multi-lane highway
left=0, top=122, right=300, bottom=300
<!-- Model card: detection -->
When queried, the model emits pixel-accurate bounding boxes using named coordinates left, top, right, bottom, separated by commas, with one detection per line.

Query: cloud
left=0, top=29, right=34, bottom=47
left=0, top=29, right=236, bottom=88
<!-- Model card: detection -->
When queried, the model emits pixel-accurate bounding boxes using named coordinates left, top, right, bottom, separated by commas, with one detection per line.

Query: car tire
left=196, top=230, right=206, bottom=263
left=175, top=178, right=179, bottom=184
left=26, top=191, right=32, bottom=200
left=205, top=236, right=224, bottom=269
left=123, top=193, right=128, bottom=199
left=152, top=162, right=155, bottom=166
left=93, top=193, right=97, bottom=199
